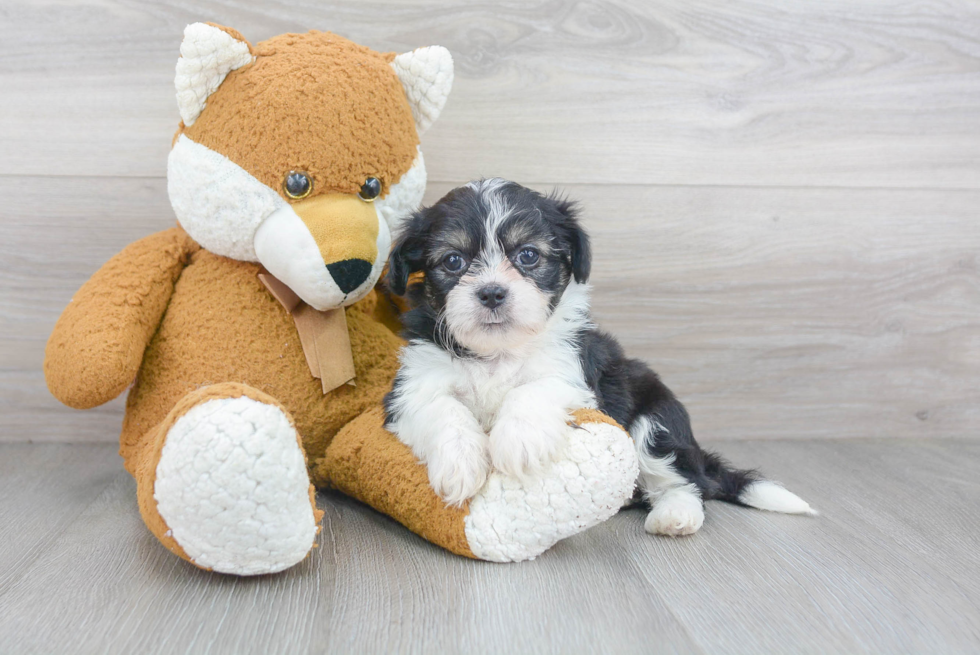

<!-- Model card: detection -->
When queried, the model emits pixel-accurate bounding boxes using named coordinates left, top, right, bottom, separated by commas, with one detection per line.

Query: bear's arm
left=44, top=227, right=200, bottom=409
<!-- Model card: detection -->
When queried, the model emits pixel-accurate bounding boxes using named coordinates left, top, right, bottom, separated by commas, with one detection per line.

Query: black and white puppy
left=384, top=179, right=815, bottom=536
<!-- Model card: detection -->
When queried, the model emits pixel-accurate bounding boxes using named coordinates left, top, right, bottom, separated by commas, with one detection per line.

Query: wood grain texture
left=625, top=438, right=980, bottom=653
left=315, top=495, right=700, bottom=654
left=0, top=0, right=978, bottom=187
left=0, top=444, right=120, bottom=591
left=0, top=441, right=977, bottom=653
left=4, top=175, right=977, bottom=442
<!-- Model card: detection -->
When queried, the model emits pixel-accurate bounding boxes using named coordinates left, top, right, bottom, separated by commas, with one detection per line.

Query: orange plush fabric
left=95, top=226, right=476, bottom=566
left=180, top=30, right=419, bottom=200
left=117, top=240, right=404, bottom=474
left=321, top=407, right=476, bottom=558
left=45, top=228, right=199, bottom=409
left=571, top=408, right=624, bottom=431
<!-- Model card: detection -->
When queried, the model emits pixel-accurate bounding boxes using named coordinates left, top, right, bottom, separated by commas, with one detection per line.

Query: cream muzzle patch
left=253, top=197, right=391, bottom=311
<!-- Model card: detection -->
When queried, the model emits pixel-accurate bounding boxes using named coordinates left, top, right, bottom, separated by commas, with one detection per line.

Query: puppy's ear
left=386, top=209, right=431, bottom=295
left=553, top=197, right=592, bottom=283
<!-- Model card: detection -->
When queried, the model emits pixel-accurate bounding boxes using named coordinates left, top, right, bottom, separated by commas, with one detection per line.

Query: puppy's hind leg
left=631, top=417, right=705, bottom=537
left=631, top=402, right=817, bottom=536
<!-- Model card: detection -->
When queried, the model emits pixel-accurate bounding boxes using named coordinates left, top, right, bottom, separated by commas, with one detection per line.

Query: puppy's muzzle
left=476, top=284, right=508, bottom=309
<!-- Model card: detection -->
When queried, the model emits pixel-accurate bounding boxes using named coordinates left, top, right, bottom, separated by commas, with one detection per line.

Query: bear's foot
left=464, top=409, right=638, bottom=562
left=139, top=386, right=320, bottom=575
left=321, top=407, right=638, bottom=563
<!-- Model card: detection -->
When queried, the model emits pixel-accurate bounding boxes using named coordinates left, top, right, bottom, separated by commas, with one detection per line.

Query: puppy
left=384, top=179, right=815, bottom=536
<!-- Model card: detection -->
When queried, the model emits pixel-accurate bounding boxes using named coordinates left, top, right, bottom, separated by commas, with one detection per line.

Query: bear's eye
left=358, top=177, right=382, bottom=202
left=442, top=252, right=467, bottom=273
left=283, top=171, right=312, bottom=199
left=517, top=247, right=540, bottom=267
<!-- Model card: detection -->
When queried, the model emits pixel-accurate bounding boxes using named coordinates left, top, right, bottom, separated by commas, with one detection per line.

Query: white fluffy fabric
left=154, top=396, right=318, bottom=576
left=391, top=47, right=454, bottom=134
left=175, top=23, right=254, bottom=127
left=374, top=147, right=427, bottom=234
left=464, top=419, right=638, bottom=562
left=168, top=134, right=284, bottom=262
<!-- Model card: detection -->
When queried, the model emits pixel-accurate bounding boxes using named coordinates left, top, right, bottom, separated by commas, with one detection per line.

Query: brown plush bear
left=44, top=23, right=638, bottom=575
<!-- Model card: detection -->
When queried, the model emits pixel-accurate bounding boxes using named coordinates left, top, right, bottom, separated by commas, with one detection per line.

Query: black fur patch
left=576, top=328, right=758, bottom=505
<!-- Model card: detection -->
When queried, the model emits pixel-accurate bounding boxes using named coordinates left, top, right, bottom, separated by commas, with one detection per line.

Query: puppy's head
left=388, top=178, right=590, bottom=356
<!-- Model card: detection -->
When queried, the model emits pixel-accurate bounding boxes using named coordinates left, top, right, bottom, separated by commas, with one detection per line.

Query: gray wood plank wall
left=1, top=0, right=977, bottom=442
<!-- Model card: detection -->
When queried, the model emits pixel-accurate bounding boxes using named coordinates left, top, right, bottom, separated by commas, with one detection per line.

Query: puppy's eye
left=358, top=177, right=382, bottom=201
left=442, top=253, right=467, bottom=273
left=283, top=171, right=312, bottom=199
left=517, top=247, right=540, bottom=266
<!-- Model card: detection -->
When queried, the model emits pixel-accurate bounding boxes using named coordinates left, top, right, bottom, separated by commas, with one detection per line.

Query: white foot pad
left=645, top=486, right=705, bottom=536
left=464, top=420, right=638, bottom=562
left=154, top=396, right=317, bottom=575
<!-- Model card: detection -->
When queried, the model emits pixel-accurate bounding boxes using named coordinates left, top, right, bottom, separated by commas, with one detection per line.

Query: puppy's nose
left=476, top=285, right=508, bottom=309
left=326, top=259, right=373, bottom=294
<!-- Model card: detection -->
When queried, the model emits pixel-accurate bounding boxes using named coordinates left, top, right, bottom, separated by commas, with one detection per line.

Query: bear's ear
left=175, top=23, right=254, bottom=127
left=391, top=46, right=454, bottom=135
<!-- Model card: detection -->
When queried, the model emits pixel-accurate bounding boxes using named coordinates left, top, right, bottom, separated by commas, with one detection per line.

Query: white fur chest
left=451, top=355, right=531, bottom=430
left=449, top=330, right=594, bottom=431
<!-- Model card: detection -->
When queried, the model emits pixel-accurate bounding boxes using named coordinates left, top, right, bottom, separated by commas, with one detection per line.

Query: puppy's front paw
left=489, top=412, right=568, bottom=480
left=426, top=426, right=490, bottom=507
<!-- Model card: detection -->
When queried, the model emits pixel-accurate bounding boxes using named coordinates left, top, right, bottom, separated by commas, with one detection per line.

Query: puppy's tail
left=738, top=479, right=817, bottom=515
left=699, top=448, right=817, bottom=516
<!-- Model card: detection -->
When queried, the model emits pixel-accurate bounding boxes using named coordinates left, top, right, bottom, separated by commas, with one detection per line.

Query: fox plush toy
left=44, top=23, right=639, bottom=575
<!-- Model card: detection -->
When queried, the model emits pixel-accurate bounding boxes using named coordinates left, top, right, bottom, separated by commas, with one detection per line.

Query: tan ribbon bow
left=258, top=272, right=356, bottom=394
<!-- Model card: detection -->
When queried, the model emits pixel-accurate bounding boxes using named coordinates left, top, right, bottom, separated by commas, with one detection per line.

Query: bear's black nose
left=326, top=259, right=373, bottom=294
left=476, top=285, right=508, bottom=309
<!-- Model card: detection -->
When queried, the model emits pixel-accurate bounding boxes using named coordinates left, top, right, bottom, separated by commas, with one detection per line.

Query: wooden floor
left=0, top=439, right=977, bottom=654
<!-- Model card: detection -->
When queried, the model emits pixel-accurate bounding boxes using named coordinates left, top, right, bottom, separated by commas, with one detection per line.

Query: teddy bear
left=43, top=23, right=639, bottom=576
